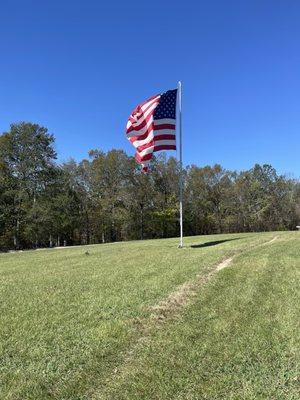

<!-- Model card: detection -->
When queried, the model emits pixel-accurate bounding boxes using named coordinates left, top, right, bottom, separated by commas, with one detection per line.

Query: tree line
left=0, top=122, right=299, bottom=251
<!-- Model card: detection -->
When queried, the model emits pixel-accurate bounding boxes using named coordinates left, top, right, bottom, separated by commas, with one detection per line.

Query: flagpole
left=178, top=81, right=183, bottom=248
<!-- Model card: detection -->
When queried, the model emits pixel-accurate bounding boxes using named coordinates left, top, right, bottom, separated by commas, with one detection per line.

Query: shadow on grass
left=191, top=238, right=240, bottom=249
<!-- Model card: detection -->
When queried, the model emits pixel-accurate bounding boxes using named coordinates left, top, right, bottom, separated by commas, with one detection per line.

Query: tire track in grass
left=147, top=235, right=278, bottom=324
left=92, top=235, right=279, bottom=400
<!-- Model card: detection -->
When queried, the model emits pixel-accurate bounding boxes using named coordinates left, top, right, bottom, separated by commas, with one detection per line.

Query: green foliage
left=0, top=122, right=299, bottom=250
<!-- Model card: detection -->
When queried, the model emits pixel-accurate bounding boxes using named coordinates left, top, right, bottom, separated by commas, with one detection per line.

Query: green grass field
left=0, top=232, right=299, bottom=399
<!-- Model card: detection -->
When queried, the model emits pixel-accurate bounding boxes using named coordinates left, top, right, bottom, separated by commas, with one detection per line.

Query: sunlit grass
left=0, top=232, right=298, bottom=399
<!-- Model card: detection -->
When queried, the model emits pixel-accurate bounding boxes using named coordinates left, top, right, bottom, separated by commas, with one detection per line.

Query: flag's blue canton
left=153, top=89, right=177, bottom=120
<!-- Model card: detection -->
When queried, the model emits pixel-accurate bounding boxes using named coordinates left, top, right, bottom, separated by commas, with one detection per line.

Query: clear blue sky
left=1, top=1, right=299, bottom=177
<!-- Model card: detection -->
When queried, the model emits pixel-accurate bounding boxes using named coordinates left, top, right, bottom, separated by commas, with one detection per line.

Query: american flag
left=126, top=89, right=177, bottom=172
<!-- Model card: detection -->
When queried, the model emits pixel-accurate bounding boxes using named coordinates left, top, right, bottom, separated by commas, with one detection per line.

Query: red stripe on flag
left=154, top=123, right=175, bottom=130
left=135, top=152, right=153, bottom=163
left=154, top=134, right=176, bottom=142
left=154, top=144, right=176, bottom=152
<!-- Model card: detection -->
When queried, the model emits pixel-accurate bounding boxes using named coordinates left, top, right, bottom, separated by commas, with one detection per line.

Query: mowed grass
left=0, top=232, right=299, bottom=399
